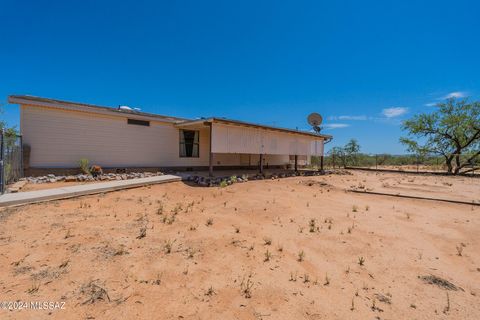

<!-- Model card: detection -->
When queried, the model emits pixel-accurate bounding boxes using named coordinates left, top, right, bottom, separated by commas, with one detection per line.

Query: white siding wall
left=211, top=123, right=324, bottom=156
left=21, top=105, right=291, bottom=168
left=21, top=105, right=211, bottom=168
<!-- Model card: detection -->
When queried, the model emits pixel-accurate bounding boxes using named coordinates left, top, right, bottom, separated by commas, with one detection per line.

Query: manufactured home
left=8, top=95, right=332, bottom=176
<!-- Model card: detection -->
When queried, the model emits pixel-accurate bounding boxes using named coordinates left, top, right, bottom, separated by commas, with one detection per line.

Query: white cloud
left=323, top=123, right=350, bottom=129
left=424, top=91, right=468, bottom=106
left=328, top=115, right=367, bottom=121
left=442, top=91, right=467, bottom=99
left=381, top=107, right=408, bottom=118
left=338, top=115, right=367, bottom=121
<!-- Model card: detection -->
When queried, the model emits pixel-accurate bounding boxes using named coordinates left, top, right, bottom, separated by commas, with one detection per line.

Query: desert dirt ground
left=0, top=170, right=479, bottom=319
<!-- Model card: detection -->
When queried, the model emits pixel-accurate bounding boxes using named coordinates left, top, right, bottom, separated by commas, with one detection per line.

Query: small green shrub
left=79, top=158, right=90, bottom=174
left=219, top=180, right=228, bottom=188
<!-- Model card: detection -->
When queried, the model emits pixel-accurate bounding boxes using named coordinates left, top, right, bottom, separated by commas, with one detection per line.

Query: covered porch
left=175, top=117, right=331, bottom=177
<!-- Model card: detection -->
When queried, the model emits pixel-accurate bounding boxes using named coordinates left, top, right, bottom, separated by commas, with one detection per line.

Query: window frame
left=179, top=129, right=200, bottom=158
left=127, top=118, right=150, bottom=126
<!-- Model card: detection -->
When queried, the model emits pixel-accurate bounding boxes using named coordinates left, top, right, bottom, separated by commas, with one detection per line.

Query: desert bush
left=79, top=158, right=90, bottom=174
left=219, top=180, right=228, bottom=188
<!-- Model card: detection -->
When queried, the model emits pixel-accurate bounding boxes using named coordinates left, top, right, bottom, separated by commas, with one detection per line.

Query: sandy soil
left=343, top=170, right=480, bottom=203
left=0, top=171, right=479, bottom=319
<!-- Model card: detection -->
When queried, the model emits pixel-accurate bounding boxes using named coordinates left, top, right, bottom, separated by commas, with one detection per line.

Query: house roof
left=9, top=95, right=332, bottom=140
left=8, top=95, right=187, bottom=123
left=177, top=117, right=333, bottom=139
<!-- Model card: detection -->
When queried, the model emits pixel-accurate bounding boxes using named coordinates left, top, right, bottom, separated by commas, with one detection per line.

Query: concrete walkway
left=0, top=175, right=181, bottom=207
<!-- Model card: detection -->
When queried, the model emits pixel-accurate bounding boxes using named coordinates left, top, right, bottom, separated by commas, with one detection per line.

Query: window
left=179, top=130, right=199, bottom=157
left=128, top=119, right=150, bottom=126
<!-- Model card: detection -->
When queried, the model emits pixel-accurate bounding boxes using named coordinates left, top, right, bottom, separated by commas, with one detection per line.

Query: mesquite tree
left=329, top=139, right=360, bottom=168
left=0, top=104, right=19, bottom=147
left=400, top=98, right=480, bottom=175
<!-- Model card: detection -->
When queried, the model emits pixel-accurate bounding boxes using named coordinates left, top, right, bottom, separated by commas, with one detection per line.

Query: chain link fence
left=317, top=152, right=479, bottom=175
left=0, top=130, right=23, bottom=193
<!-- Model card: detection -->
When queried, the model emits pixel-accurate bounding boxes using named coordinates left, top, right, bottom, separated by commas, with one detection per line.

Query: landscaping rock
left=24, top=171, right=166, bottom=185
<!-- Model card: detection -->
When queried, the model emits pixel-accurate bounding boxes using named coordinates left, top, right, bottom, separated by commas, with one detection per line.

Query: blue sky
left=1, top=0, right=478, bottom=153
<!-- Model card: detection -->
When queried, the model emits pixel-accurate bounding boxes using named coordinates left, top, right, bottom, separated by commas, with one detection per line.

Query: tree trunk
left=445, top=155, right=454, bottom=175
left=455, top=150, right=480, bottom=173
left=453, top=154, right=462, bottom=175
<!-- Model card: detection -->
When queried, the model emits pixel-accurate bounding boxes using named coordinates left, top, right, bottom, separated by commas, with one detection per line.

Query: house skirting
left=24, top=165, right=293, bottom=177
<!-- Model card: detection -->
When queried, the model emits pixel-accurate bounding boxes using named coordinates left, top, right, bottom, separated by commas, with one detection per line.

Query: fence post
left=375, top=154, right=378, bottom=170
left=0, top=129, right=4, bottom=194
left=19, top=135, right=24, bottom=179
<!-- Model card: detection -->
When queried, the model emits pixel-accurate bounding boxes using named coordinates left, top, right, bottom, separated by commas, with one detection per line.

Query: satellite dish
left=307, top=113, right=323, bottom=133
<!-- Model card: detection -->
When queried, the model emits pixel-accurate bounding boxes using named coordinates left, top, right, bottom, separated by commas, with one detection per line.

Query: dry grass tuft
left=136, top=227, right=147, bottom=239
left=419, top=275, right=460, bottom=291
left=205, top=218, right=214, bottom=226
left=26, top=280, right=40, bottom=294
left=240, top=274, right=254, bottom=298
left=456, top=244, right=464, bottom=256
left=358, top=256, right=365, bottom=266
left=80, top=281, right=111, bottom=305
left=297, top=250, right=305, bottom=262
left=264, top=249, right=272, bottom=262
left=205, top=286, right=216, bottom=296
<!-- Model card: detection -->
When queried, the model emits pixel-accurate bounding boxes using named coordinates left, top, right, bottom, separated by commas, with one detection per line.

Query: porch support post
left=208, top=122, right=213, bottom=177
left=320, top=155, right=324, bottom=171
left=0, top=129, right=4, bottom=194
left=259, top=154, right=264, bottom=174
left=294, top=155, right=298, bottom=172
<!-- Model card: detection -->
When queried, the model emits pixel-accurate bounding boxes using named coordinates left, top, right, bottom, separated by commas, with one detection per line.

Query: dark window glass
left=128, top=119, right=150, bottom=126
left=179, top=130, right=199, bottom=157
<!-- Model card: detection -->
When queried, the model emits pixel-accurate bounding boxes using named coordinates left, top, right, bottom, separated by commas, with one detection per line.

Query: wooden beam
left=320, top=156, right=324, bottom=171
left=294, top=155, right=298, bottom=172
